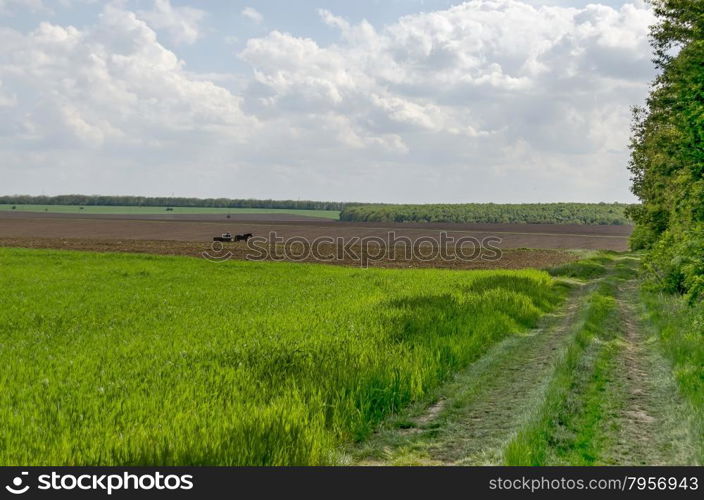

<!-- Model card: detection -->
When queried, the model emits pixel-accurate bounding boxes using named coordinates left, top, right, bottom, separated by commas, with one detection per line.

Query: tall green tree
left=629, top=0, right=704, bottom=299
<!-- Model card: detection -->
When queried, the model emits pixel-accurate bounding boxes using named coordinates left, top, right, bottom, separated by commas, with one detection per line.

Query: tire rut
left=606, top=281, right=697, bottom=465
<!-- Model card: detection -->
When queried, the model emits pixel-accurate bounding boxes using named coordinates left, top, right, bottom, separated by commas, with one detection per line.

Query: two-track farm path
left=351, top=258, right=698, bottom=465
left=602, top=276, right=698, bottom=465
left=352, top=281, right=592, bottom=465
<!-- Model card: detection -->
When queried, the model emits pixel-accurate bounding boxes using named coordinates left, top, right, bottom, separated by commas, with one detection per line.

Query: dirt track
left=353, top=257, right=700, bottom=465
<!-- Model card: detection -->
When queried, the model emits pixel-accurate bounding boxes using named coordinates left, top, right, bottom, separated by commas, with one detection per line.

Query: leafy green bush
left=644, top=226, right=704, bottom=303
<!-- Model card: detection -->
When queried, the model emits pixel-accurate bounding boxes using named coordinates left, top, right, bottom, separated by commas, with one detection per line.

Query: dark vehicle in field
left=213, top=232, right=253, bottom=242
left=213, top=232, right=233, bottom=242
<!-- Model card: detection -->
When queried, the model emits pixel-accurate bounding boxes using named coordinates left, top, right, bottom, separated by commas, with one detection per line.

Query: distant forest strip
left=0, top=195, right=347, bottom=212
left=2, top=196, right=635, bottom=225
left=339, top=203, right=634, bottom=225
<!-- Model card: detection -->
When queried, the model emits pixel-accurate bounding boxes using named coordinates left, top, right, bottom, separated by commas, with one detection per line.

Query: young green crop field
left=0, top=204, right=340, bottom=220
left=0, top=247, right=562, bottom=465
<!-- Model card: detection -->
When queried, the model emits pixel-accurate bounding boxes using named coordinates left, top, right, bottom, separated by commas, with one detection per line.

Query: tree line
left=626, top=1, right=703, bottom=453
left=0, top=195, right=347, bottom=212
left=627, top=0, right=704, bottom=301
left=340, top=203, right=633, bottom=225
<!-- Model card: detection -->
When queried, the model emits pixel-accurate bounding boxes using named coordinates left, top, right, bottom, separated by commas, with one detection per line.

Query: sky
left=0, top=0, right=656, bottom=203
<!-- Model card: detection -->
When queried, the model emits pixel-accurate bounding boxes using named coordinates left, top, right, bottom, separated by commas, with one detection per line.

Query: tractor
left=213, top=232, right=234, bottom=242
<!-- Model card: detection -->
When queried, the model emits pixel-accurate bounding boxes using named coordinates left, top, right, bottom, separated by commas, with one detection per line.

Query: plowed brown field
left=0, top=212, right=631, bottom=269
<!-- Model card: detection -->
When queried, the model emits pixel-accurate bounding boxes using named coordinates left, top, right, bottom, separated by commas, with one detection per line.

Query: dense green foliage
left=0, top=204, right=339, bottom=219
left=628, top=0, right=704, bottom=301
left=0, top=195, right=347, bottom=212
left=340, top=203, right=633, bottom=225
left=0, top=248, right=562, bottom=465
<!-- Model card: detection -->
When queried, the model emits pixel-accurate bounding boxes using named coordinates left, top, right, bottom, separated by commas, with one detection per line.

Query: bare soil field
left=0, top=212, right=631, bottom=250
left=0, top=236, right=578, bottom=270
left=0, top=212, right=630, bottom=269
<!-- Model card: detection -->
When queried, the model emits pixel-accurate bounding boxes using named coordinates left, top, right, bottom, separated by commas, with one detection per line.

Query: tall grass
left=641, top=288, right=704, bottom=463
left=547, top=254, right=614, bottom=281
left=0, top=248, right=562, bottom=465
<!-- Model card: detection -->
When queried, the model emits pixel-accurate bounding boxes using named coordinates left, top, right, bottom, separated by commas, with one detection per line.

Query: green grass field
left=0, top=248, right=562, bottom=465
left=0, top=204, right=340, bottom=219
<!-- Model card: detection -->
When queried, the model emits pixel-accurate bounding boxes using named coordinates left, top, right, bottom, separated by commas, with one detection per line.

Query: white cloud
left=235, top=0, right=655, bottom=201
left=241, top=6, right=262, bottom=24
left=137, top=0, right=205, bottom=45
left=0, top=1, right=656, bottom=202
left=0, top=6, right=253, bottom=149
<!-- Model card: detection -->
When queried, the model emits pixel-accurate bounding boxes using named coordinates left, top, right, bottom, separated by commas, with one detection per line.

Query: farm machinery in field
left=213, top=232, right=253, bottom=242
left=213, top=232, right=233, bottom=242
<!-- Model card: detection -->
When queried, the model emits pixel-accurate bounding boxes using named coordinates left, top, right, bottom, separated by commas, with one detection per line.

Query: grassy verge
left=0, top=248, right=562, bottom=465
left=547, top=253, right=616, bottom=281
left=640, top=287, right=704, bottom=463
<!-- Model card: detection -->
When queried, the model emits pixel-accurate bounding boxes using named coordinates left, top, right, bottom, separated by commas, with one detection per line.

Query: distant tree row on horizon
left=0, top=195, right=348, bottom=212
left=340, top=203, right=633, bottom=225
left=1, top=195, right=636, bottom=225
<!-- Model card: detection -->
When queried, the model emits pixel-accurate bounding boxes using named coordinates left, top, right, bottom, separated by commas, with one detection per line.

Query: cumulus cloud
left=241, top=6, right=262, bottom=24
left=237, top=0, right=655, bottom=200
left=0, top=1, right=656, bottom=202
left=137, top=0, right=206, bottom=45
left=0, top=5, right=252, bottom=155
